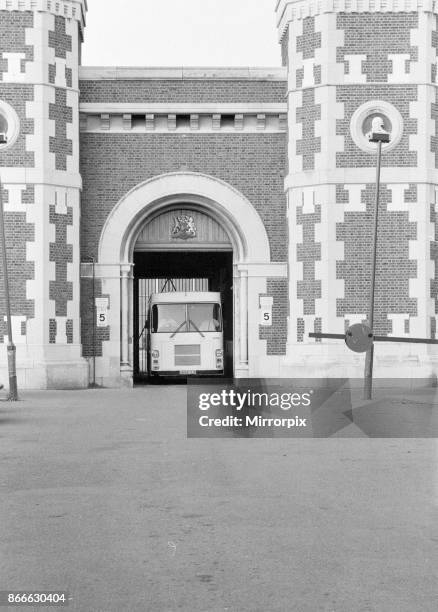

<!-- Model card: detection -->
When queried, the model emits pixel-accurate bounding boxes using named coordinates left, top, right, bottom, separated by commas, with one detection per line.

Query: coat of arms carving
left=171, top=215, right=197, bottom=240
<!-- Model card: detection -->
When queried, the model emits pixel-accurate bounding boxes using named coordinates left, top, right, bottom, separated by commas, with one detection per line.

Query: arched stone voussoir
left=98, top=171, right=271, bottom=264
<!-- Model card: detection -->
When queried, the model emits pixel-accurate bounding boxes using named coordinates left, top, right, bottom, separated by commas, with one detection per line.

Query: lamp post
left=0, top=133, right=19, bottom=400
left=81, top=256, right=96, bottom=388
left=363, top=129, right=389, bottom=400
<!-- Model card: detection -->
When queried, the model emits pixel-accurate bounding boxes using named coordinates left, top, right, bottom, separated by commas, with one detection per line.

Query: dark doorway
left=133, top=251, right=233, bottom=382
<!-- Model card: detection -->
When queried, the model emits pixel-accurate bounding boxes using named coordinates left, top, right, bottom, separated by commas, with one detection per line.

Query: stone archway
left=96, top=172, right=271, bottom=385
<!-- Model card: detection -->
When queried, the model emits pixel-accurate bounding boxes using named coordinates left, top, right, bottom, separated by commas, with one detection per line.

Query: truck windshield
left=153, top=304, right=186, bottom=333
left=152, top=303, right=222, bottom=333
left=187, top=303, right=221, bottom=332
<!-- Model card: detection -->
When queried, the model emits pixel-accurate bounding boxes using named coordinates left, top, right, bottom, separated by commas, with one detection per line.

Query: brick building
left=1, top=0, right=438, bottom=388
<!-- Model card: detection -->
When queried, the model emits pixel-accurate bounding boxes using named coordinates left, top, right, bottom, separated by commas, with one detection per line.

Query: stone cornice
left=79, top=66, right=287, bottom=81
left=79, top=104, right=288, bottom=134
left=0, top=0, right=87, bottom=32
left=284, top=168, right=438, bottom=189
left=276, top=0, right=438, bottom=40
left=80, top=103, right=287, bottom=114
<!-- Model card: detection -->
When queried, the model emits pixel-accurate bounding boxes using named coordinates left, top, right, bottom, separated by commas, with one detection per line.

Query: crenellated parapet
left=0, top=0, right=86, bottom=31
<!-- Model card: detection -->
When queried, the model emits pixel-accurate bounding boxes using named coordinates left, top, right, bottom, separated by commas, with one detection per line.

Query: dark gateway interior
left=133, top=251, right=233, bottom=382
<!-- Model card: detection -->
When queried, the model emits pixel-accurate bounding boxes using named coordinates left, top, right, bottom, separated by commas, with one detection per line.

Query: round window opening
left=362, top=113, right=392, bottom=140
left=350, top=100, right=403, bottom=154
left=0, top=100, right=20, bottom=151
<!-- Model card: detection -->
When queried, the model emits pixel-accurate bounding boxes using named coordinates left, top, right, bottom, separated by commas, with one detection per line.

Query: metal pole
left=91, top=257, right=96, bottom=387
left=0, top=174, right=18, bottom=400
left=364, top=140, right=382, bottom=400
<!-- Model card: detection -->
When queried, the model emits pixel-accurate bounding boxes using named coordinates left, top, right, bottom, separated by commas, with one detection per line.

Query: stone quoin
left=1, top=0, right=438, bottom=387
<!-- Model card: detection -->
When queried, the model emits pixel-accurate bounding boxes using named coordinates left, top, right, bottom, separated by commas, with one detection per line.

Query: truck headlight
left=215, top=349, right=223, bottom=358
left=151, top=350, right=160, bottom=358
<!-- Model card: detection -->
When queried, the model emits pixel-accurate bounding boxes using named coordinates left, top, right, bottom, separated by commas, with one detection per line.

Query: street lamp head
left=367, top=116, right=390, bottom=143
left=369, top=132, right=390, bottom=143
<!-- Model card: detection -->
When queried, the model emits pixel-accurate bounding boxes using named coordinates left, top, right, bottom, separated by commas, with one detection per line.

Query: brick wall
left=337, top=12, right=418, bottom=82
left=296, top=202, right=321, bottom=316
left=0, top=11, right=35, bottom=343
left=79, top=129, right=288, bottom=357
left=0, top=84, right=34, bottom=167
left=79, top=133, right=287, bottom=262
left=431, top=199, right=438, bottom=328
left=432, top=15, right=438, bottom=84
left=296, top=88, right=321, bottom=171
left=281, top=31, right=289, bottom=67
left=80, top=278, right=110, bottom=357
left=0, top=11, right=34, bottom=79
left=336, top=184, right=417, bottom=335
left=49, top=205, right=73, bottom=319
left=49, top=89, right=73, bottom=171
left=79, top=79, right=287, bottom=104
left=259, top=278, right=288, bottom=355
left=431, top=89, right=438, bottom=168
left=0, top=12, right=35, bottom=167
left=0, top=186, right=35, bottom=342
left=46, top=13, right=78, bottom=346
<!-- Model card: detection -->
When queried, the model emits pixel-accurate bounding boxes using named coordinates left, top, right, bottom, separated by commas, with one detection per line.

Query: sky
left=81, top=0, right=281, bottom=67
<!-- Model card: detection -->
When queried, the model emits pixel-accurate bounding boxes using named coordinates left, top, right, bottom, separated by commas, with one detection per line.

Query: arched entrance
left=97, top=172, right=271, bottom=386
left=133, top=206, right=234, bottom=379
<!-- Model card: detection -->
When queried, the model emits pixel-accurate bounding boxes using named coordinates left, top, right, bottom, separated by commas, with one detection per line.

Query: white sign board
left=259, top=296, right=273, bottom=327
left=260, top=309, right=272, bottom=326
left=95, top=297, right=109, bottom=312
left=97, top=311, right=108, bottom=327
left=96, top=297, right=109, bottom=327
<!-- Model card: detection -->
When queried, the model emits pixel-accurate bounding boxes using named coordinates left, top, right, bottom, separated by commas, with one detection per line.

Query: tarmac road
left=0, top=387, right=437, bottom=612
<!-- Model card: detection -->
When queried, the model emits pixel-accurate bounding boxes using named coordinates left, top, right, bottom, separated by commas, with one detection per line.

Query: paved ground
left=0, top=386, right=437, bottom=612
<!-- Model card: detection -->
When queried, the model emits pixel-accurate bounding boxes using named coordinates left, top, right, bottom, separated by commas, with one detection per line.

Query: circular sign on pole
left=345, top=323, right=373, bottom=353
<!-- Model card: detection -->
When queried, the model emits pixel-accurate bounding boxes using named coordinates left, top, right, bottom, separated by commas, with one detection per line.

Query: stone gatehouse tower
left=277, top=0, right=438, bottom=378
left=0, top=0, right=86, bottom=388
left=1, top=0, right=438, bottom=388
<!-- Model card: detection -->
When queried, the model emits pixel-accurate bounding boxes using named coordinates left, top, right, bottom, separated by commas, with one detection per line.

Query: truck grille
left=174, top=345, right=201, bottom=366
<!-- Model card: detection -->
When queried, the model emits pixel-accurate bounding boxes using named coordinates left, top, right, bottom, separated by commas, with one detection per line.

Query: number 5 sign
left=261, top=310, right=272, bottom=325
left=97, top=311, right=108, bottom=327
left=259, top=296, right=273, bottom=327
left=95, top=297, right=109, bottom=328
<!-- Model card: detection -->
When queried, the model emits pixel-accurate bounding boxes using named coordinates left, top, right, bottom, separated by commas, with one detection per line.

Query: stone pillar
left=120, top=264, right=134, bottom=376
left=239, top=267, right=249, bottom=366
left=0, top=0, right=88, bottom=388
left=233, top=265, right=249, bottom=377
left=277, top=0, right=438, bottom=378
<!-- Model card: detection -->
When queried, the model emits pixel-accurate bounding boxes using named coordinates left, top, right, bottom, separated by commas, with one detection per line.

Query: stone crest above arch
left=98, top=171, right=271, bottom=264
